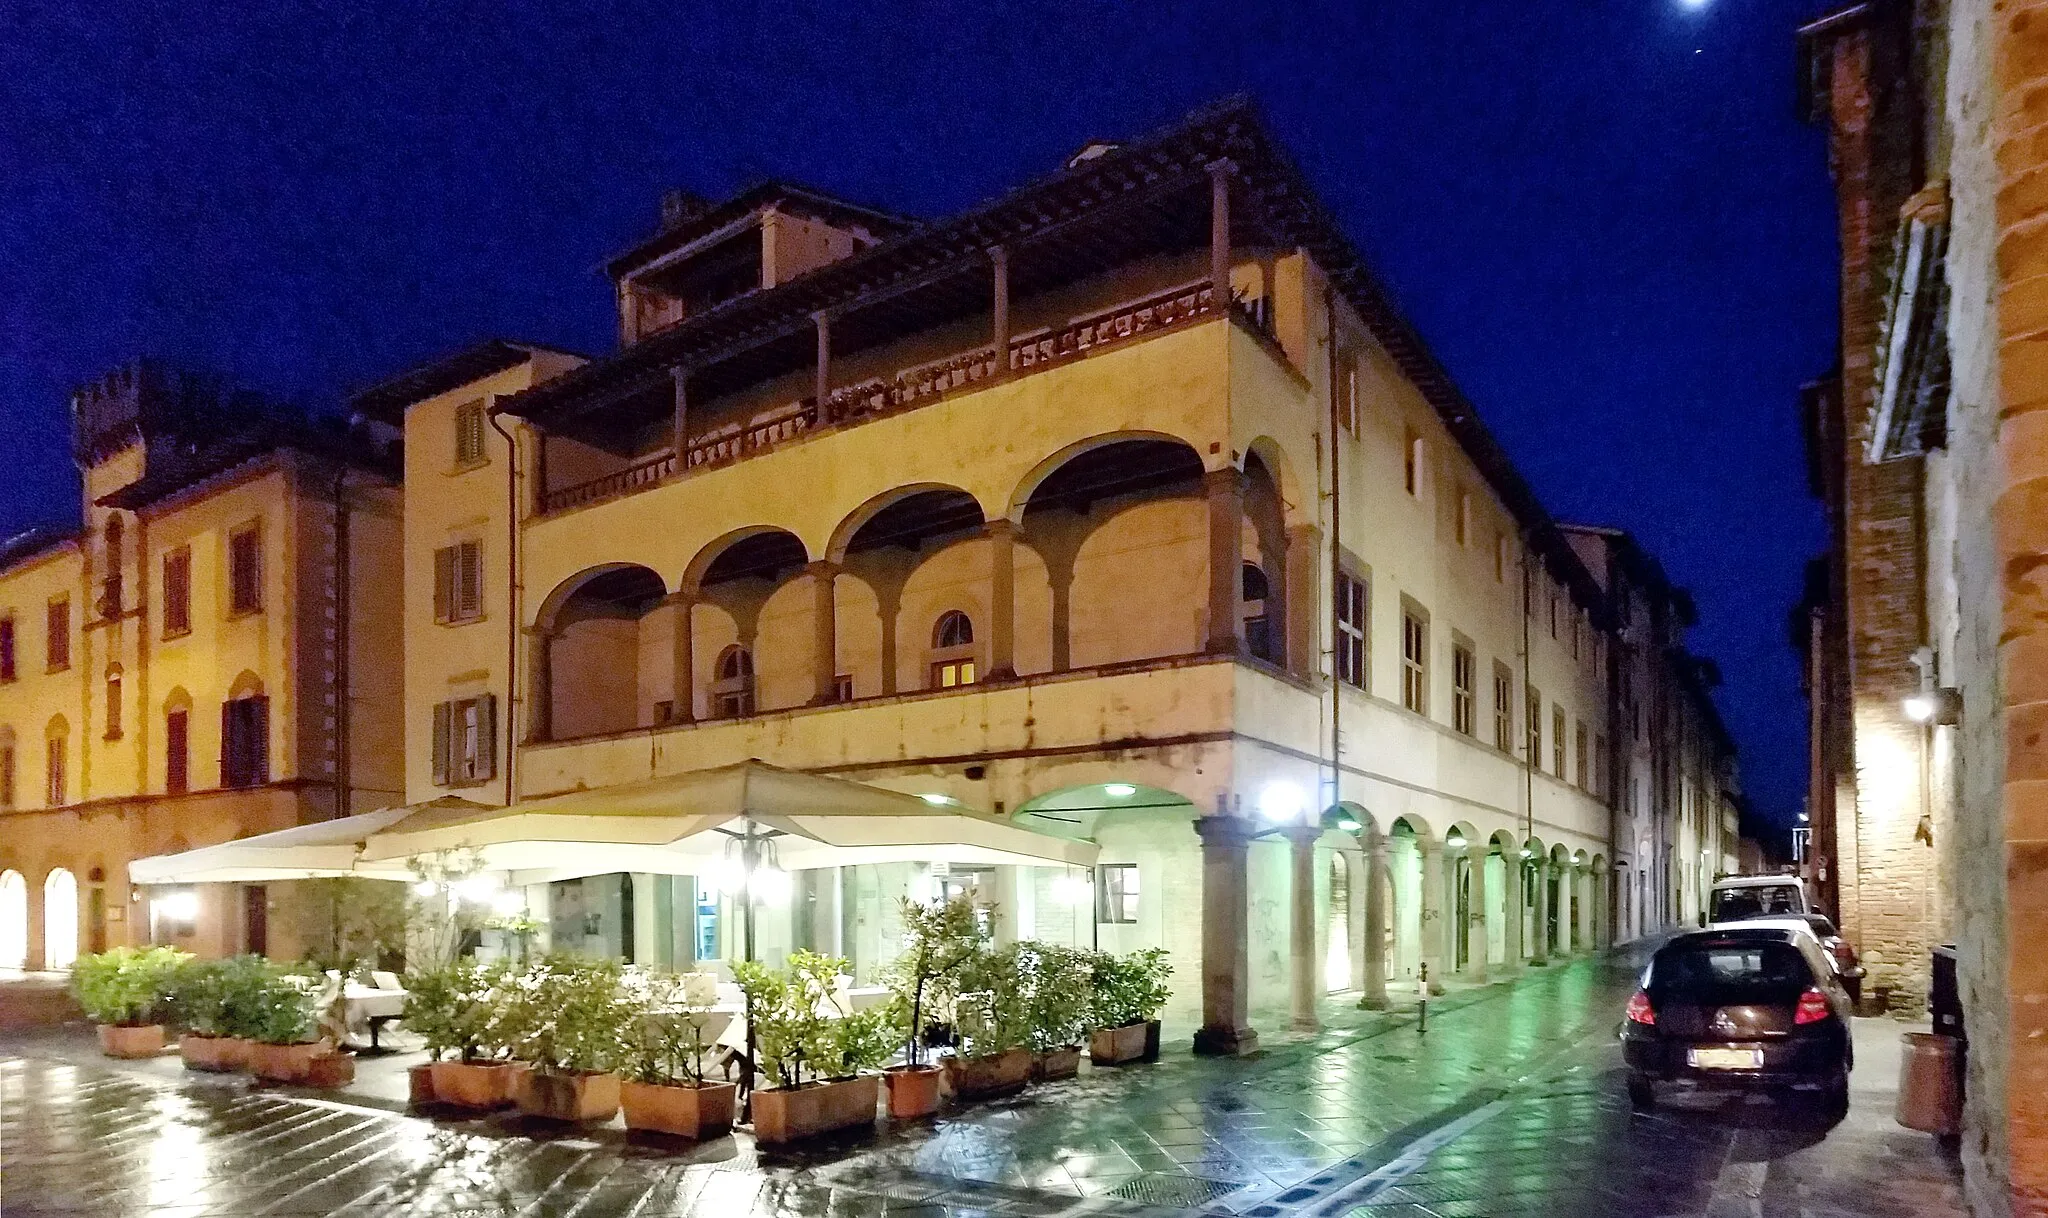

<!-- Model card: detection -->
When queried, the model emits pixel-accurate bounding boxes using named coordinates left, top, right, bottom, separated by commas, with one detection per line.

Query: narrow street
left=0, top=953, right=1966, bottom=1217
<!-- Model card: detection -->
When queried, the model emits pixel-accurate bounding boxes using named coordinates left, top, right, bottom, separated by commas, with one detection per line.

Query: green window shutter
left=477, top=694, right=497, bottom=781
left=431, top=701, right=451, bottom=786
left=434, top=547, right=454, bottom=622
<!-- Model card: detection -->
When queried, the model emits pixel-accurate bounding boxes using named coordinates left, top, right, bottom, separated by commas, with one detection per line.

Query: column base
left=984, top=666, right=1017, bottom=683
left=1192, top=1024, right=1259, bottom=1057
left=1356, top=994, right=1390, bottom=1011
left=1289, top=1015, right=1320, bottom=1033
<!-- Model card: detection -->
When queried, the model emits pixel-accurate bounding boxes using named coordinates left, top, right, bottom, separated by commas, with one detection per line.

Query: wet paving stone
left=0, top=954, right=1971, bottom=1216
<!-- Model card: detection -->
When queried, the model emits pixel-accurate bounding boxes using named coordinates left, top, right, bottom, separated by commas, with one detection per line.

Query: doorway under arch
left=0, top=870, right=25, bottom=969
left=43, top=868, right=77, bottom=970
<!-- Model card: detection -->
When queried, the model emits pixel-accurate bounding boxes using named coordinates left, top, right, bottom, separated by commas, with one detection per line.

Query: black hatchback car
left=1621, top=927, right=1853, bottom=1112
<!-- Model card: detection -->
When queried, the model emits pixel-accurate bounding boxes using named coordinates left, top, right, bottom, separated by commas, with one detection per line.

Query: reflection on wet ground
left=0, top=953, right=1966, bottom=1217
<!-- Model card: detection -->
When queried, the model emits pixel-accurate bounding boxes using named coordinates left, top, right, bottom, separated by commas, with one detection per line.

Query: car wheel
left=1627, top=1073, right=1656, bottom=1111
left=1819, top=1067, right=1849, bottom=1117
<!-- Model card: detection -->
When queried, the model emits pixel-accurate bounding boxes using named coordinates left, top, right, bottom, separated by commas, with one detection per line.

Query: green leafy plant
left=246, top=972, right=318, bottom=1046
left=735, top=950, right=850, bottom=1089
left=70, top=946, right=190, bottom=1027
left=1013, top=941, right=1093, bottom=1052
left=619, top=970, right=720, bottom=1087
left=882, top=896, right=982, bottom=1067
left=1088, top=948, right=1173, bottom=1029
left=170, top=955, right=275, bottom=1038
left=953, top=943, right=1029, bottom=1058
left=294, top=877, right=409, bottom=978
left=501, top=954, right=630, bottom=1075
left=827, top=1003, right=899, bottom=1079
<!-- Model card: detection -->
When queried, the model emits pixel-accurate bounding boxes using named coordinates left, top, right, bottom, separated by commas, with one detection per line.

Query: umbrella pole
left=742, top=826, right=758, bottom=1112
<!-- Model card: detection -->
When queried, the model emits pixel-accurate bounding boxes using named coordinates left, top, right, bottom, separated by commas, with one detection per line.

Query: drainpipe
left=488, top=405, right=521, bottom=808
left=1323, top=285, right=1342, bottom=816
left=329, top=468, right=351, bottom=820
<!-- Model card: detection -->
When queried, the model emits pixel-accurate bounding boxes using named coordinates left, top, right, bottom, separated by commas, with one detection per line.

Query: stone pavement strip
left=0, top=953, right=1968, bottom=1217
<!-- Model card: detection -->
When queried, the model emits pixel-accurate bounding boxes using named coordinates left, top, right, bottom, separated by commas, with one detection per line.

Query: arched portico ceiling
left=1389, top=814, right=1432, bottom=842
left=1487, top=829, right=1520, bottom=857
left=690, top=528, right=809, bottom=591
left=832, top=486, right=985, bottom=563
left=1241, top=436, right=1303, bottom=516
left=1015, top=436, right=1205, bottom=519
left=1015, top=782, right=1194, bottom=838
left=539, top=564, right=667, bottom=630
left=1446, top=821, right=1482, bottom=852
left=1327, top=800, right=1380, bottom=837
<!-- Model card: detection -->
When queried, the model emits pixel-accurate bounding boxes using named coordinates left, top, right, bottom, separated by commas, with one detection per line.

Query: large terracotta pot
left=885, top=1064, right=942, bottom=1119
left=1089, top=1020, right=1160, bottom=1066
left=97, top=1024, right=165, bottom=1059
left=620, top=1079, right=736, bottom=1138
left=304, top=1052, right=355, bottom=1090
left=180, top=1033, right=238, bottom=1072
left=407, top=1063, right=437, bottom=1106
left=750, top=1074, right=880, bottom=1144
left=944, top=1047, right=1033, bottom=1099
left=250, top=1040, right=329, bottom=1083
left=429, top=1061, right=516, bottom=1110
left=515, top=1069, right=622, bottom=1123
left=1033, top=1046, right=1082, bottom=1081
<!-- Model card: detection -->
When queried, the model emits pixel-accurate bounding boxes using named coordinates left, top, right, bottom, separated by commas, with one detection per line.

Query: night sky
left=0, top=1, right=1842, bottom=829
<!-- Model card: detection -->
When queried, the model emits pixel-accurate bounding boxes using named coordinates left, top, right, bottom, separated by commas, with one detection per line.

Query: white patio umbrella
left=125, top=797, right=490, bottom=885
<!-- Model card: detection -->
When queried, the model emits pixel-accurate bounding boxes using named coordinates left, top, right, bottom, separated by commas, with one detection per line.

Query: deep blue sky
left=0, top=0, right=1840, bottom=825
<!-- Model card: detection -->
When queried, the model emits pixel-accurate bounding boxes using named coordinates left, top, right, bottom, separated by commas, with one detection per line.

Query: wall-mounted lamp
left=1902, top=688, right=1962, bottom=726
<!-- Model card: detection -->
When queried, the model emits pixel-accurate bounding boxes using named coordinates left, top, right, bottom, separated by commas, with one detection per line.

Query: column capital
left=1203, top=465, right=1246, bottom=495
left=987, top=243, right=1010, bottom=268
left=984, top=516, right=1017, bottom=539
left=811, top=308, right=834, bottom=328
left=1206, top=157, right=1237, bottom=180
left=1278, top=823, right=1322, bottom=849
left=805, top=559, right=840, bottom=579
left=1193, top=814, right=1259, bottom=850
left=662, top=591, right=697, bottom=608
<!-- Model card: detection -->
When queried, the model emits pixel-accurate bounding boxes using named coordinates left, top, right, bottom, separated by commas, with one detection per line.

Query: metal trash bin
left=1896, top=1032, right=1963, bottom=1135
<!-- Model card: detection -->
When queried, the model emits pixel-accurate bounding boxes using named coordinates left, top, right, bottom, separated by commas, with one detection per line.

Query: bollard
left=1418, top=962, right=1429, bottom=1035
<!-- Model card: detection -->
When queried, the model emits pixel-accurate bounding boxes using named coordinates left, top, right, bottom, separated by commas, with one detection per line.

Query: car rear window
left=1709, top=885, right=1801, bottom=920
left=1652, top=941, right=1812, bottom=998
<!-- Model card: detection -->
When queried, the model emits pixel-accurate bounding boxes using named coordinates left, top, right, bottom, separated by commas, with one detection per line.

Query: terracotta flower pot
left=1088, top=1020, right=1159, bottom=1066
left=429, top=1060, right=516, bottom=1110
left=885, top=1064, right=942, bottom=1119
left=407, top=1063, right=437, bottom=1106
left=944, top=1047, right=1033, bottom=1099
left=304, top=1052, right=355, bottom=1090
left=250, top=1040, right=328, bottom=1083
left=180, top=1033, right=238, bottom=1072
left=750, top=1074, right=880, bottom=1144
left=515, top=1069, right=622, bottom=1123
left=620, top=1079, right=736, bottom=1138
left=96, top=1024, right=165, bottom=1059
left=1033, top=1046, right=1082, bottom=1081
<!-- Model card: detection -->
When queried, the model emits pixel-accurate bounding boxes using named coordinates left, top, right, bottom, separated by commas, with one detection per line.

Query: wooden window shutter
left=251, top=696, right=269, bottom=784
left=455, top=542, right=482, bottom=620
left=431, top=701, right=451, bottom=786
left=477, top=694, right=497, bottom=781
left=434, top=547, right=455, bottom=623
left=220, top=701, right=235, bottom=787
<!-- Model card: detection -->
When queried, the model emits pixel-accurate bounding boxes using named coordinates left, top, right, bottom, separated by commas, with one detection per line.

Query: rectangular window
left=1492, top=663, right=1514, bottom=751
left=1097, top=863, right=1139, bottom=924
left=933, top=659, right=977, bottom=689
left=1526, top=687, right=1543, bottom=763
left=0, top=615, right=14, bottom=681
left=1575, top=721, right=1590, bottom=790
left=165, top=710, right=189, bottom=795
left=1336, top=359, right=1359, bottom=434
left=1594, top=734, right=1609, bottom=800
left=1401, top=609, right=1428, bottom=715
left=1552, top=705, right=1567, bottom=777
left=1404, top=432, right=1422, bottom=496
left=221, top=696, right=270, bottom=788
left=45, top=735, right=64, bottom=806
left=228, top=524, right=263, bottom=615
left=1548, top=594, right=1559, bottom=640
left=1495, top=533, right=1508, bottom=583
left=430, top=695, right=498, bottom=786
left=832, top=674, right=854, bottom=703
left=45, top=598, right=69, bottom=671
left=454, top=400, right=488, bottom=466
left=104, top=671, right=121, bottom=740
left=162, top=548, right=192, bottom=637
left=434, top=540, right=485, bottom=624
left=1571, top=614, right=1581, bottom=660
left=0, top=744, right=13, bottom=808
left=1451, top=642, right=1475, bottom=735
left=1456, top=492, right=1471, bottom=547
left=1335, top=571, right=1368, bottom=691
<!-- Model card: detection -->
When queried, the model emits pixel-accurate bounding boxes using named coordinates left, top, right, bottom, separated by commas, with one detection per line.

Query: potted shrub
left=1016, top=941, right=1091, bottom=1081
left=171, top=956, right=270, bottom=1071
left=738, top=950, right=884, bottom=1144
left=945, top=943, right=1032, bottom=1098
left=409, top=961, right=517, bottom=1110
left=881, top=896, right=979, bottom=1119
left=505, top=955, right=629, bottom=1123
left=246, top=970, right=330, bottom=1083
left=1087, top=948, right=1172, bottom=1066
left=618, top=971, right=736, bottom=1139
left=71, top=946, right=188, bottom=1058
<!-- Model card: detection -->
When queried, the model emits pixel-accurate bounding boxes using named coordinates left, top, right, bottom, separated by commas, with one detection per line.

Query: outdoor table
left=341, top=982, right=408, bottom=1051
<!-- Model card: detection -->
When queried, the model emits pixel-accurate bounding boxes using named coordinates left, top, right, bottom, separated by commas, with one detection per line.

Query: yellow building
left=0, top=364, right=405, bottom=969
left=358, top=102, right=1716, bottom=1045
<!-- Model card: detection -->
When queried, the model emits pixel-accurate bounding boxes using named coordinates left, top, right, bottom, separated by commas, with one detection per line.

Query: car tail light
left=1794, top=987, right=1831, bottom=1025
left=1625, top=990, right=1655, bottom=1026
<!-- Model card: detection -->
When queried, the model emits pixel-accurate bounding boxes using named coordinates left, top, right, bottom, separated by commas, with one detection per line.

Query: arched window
left=99, top=516, right=124, bottom=618
left=0, top=870, right=25, bottom=969
left=1241, top=563, right=1276, bottom=663
left=713, top=645, right=755, bottom=719
left=43, top=868, right=77, bottom=970
left=929, top=611, right=977, bottom=690
left=44, top=717, right=66, bottom=807
left=103, top=665, right=122, bottom=741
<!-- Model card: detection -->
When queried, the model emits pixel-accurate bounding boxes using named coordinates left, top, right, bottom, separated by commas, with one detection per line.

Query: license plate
left=1688, top=1047, right=1763, bottom=1070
